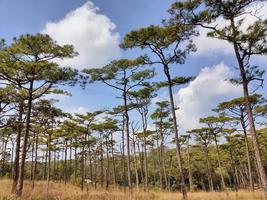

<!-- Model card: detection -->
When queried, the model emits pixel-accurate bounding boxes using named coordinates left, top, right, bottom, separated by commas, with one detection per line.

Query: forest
left=0, top=0, right=266, bottom=200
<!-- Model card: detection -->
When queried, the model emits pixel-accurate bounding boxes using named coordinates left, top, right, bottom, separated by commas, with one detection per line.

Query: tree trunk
left=30, top=133, right=35, bottom=182
left=164, top=65, right=187, bottom=200
left=156, top=131, right=163, bottom=190
left=187, top=138, right=193, bottom=192
left=123, top=93, right=132, bottom=190
left=240, top=113, right=254, bottom=191
left=32, top=134, right=38, bottom=189
left=204, top=146, right=214, bottom=192
left=105, top=137, right=110, bottom=189
left=81, top=145, right=85, bottom=191
left=141, top=112, right=148, bottom=192
left=16, top=80, right=33, bottom=196
left=11, top=102, right=23, bottom=194
left=100, top=136, right=104, bottom=187
left=132, top=134, right=139, bottom=192
left=214, top=135, right=226, bottom=190
left=111, top=133, right=117, bottom=187
left=64, top=140, right=67, bottom=184
left=230, top=18, right=267, bottom=198
left=47, top=132, right=52, bottom=193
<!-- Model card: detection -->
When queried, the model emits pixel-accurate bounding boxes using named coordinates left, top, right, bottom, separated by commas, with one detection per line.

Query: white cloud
left=42, top=1, right=121, bottom=69
left=175, top=63, right=242, bottom=132
left=68, top=106, right=89, bottom=115
left=194, top=2, right=267, bottom=56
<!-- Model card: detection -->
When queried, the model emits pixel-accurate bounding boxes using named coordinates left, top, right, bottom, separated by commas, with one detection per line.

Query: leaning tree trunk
left=240, top=114, right=254, bottom=191
left=11, top=102, right=23, bottom=194
left=16, top=80, right=33, bottom=196
left=164, top=65, right=187, bottom=200
left=230, top=18, right=267, bottom=198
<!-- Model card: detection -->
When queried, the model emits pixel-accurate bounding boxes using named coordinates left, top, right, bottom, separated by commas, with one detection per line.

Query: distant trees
left=83, top=58, right=155, bottom=190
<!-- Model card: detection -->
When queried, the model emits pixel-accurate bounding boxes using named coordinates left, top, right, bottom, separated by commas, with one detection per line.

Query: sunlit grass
left=0, top=179, right=264, bottom=200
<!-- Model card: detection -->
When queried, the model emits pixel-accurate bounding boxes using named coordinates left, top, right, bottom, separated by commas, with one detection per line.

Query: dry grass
left=0, top=179, right=264, bottom=200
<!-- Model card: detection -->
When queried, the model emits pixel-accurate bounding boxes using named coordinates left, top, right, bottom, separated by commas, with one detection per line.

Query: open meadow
left=0, top=180, right=264, bottom=200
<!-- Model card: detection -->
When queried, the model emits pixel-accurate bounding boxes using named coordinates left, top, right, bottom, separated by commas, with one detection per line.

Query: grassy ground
left=0, top=180, right=264, bottom=200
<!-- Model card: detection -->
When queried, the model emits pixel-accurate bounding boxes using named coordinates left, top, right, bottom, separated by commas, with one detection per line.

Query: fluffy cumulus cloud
left=175, top=63, right=242, bottom=132
left=42, top=1, right=121, bottom=69
left=194, top=2, right=267, bottom=56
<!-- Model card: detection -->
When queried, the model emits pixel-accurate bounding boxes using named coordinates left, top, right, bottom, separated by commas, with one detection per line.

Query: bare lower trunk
left=214, top=135, right=226, bottom=190
left=16, top=80, right=33, bottom=196
left=132, top=135, right=139, bottom=192
left=11, top=102, right=23, bottom=194
left=240, top=115, right=254, bottom=191
left=187, top=139, right=193, bottom=192
left=164, top=65, right=187, bottom=200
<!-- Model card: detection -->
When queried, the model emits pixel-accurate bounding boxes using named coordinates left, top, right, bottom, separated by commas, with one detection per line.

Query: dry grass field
left=0, top=180, right=264, bottom=200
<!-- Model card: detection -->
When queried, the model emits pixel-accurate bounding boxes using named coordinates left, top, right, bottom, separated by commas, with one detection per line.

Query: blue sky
left=1, top=0, right=266, bottom=134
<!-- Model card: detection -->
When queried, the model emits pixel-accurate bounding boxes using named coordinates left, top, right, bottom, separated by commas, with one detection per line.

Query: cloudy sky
left=0, top=0, right=266, bottom=134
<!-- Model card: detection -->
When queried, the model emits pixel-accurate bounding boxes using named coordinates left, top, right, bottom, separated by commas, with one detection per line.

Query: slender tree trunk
left=53, top=150, right=56, bottom=180
left=105, top=137, right=110, bottom=189
left=111, top=133, right=117, bottom=187
left=30, top=133, right=35, bottom=182
left=137, top=142, right=144, bottom=187
left=69, top=139, right=72, bottom=180
left=214, top=135, right=226, bottom=190
left=47, top=132, right=52, bottom=193
left=1, top=139, right=7, bottom=176
left=16, top=80, right=33, bottom=196
left=94, top=154, right=97, bottom=189
left=89, top=147, right=93, bottom=183
left=11, top=102, right=23, bottom=194
left=132, top=134, right=139, bottom=192
left=230, top=18, right=267, bottom=198
left=156, top=131, right=163, bottom=190
left=229, top=148, right=239, bottom=191
left=64, top=140, right=67, bottom=184
left=240, top=114, right=254, bottom=191
left=32, top=134, right=38, bottom=189
left=81, top=145, right=85, bottom=191
left=187, top=138, right=193, bottom=192
left=204, top=146, right=214, bottom=192
left=74, top=145, right=77, bottom=180
left=123, top=93, right=132, bottom=190
left=100, top=136, right=104, bottom=188
left=164, top=65, right=187, bottom=200
left=43, top=145, right=48, bottom=180
left=10, top=141, right=15, bottom=179
left=141, top=112, right=148, bottom=192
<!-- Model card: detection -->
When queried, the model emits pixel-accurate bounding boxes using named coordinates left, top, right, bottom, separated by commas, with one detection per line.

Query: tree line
left=0, top=1, right=266, bottom=200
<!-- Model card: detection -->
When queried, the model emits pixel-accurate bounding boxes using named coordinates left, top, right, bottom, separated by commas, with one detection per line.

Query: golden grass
left=0, top=179, right=264, bottom=200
